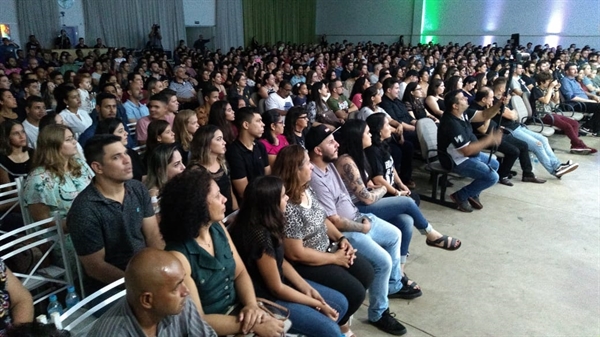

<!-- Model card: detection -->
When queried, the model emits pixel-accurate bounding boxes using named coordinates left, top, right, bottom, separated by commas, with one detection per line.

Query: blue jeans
left=509, top=126, right=561, bottom=174
left=344, top=213, right=402, bottom=321
left=452, top=152, right=499, bottom=202
left=357, top=196, right=432, bottom=262
left=277, top=280, right=348, bottom=337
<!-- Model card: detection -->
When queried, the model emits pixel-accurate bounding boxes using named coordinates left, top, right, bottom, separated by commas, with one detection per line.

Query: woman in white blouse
left=57, top=86, right=93, bottom=136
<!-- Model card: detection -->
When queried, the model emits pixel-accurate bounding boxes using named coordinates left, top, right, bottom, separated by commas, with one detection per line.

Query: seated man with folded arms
left=68, top=135, right=164, bottom=292
left=123, top=82, right=150, bottom=123
left=438, top=90, right=504, bottom=212
left=89, top=248, right=216, bottom=337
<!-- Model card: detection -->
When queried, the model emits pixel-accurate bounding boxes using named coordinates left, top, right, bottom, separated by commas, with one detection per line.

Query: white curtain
left=16, top=0, right=60, bottom=49
left=82, top=0, right=185, bottom=51
left=215, top=0, right=244, bottom=50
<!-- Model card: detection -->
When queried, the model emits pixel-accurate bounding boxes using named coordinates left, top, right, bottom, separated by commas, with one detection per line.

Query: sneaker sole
left=368, top=321, right=408, bottom=336
left=556, top=163, right=579, bottom=177
left=570, top=149, right=592, bottom=155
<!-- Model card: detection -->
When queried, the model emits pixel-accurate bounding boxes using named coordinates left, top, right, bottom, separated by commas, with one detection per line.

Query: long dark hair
left=361, top=85, right=378, bottom=111
left=349, top=77, right=368, bottom=100
left=231, top=175, right=286, bottom=241
left=208, top=100, right=235, bottom=144
left=338, top=119, right=370, bottom=183
left=366, top=113, right=390, bottom=156
left=261, top=110, right=281, bottom=145
left=283, top=106, right=306, bottom=145
left=146, top=119, right=170, bottom=154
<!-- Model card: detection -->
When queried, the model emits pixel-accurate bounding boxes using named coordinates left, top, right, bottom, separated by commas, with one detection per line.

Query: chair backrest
left=127, top=122, right=137, bottom=138
left=511, top=95, right=529, bottom=123
left=0, top=214, right=74, bottom=305
left=15, top=177, right=33, bottom=226
left=0, top=176, right=23, bottom=232
left=60, top=278, right=126, bottom=332
left=416, top=118, right=438, bottom=161
left=258, top=98, right=266, bottom=113
left=133, top=144, right=146, bottom=156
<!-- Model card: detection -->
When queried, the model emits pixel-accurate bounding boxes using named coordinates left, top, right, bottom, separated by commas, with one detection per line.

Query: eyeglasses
left=299, top=116, right=309, bottom=120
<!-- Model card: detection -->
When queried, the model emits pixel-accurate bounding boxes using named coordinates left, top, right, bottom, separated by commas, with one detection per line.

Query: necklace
left=196, top=237, right=212, bottom=248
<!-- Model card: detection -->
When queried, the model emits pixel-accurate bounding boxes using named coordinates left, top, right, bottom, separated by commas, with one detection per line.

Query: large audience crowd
left=0, top=32, right=597, bottom=336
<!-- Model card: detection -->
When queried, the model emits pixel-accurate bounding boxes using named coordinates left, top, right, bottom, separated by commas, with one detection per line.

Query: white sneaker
left=555, top=163, right=579, bottom=177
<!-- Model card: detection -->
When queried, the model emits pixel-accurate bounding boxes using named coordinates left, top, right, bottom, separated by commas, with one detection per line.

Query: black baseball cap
left=305, top=124, right=340, bottom=152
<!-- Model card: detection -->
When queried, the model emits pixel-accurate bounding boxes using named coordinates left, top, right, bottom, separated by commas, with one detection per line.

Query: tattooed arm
left=335, top=155, right=386, bottom=205
left=327, top=214, right=369, bottom=233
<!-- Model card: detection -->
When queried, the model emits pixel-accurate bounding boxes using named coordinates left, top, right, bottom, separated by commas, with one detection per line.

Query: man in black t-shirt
left=226, top=107, right=270, bottom=201
left=437, top=90, right=503, bottom=212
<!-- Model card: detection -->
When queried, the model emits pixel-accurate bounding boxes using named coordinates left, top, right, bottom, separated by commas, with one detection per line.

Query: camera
left=153, top=24, right=160, bottom=29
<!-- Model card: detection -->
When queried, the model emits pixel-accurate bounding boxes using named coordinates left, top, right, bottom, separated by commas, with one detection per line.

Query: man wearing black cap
left=305, top=125, right=416, bottom=336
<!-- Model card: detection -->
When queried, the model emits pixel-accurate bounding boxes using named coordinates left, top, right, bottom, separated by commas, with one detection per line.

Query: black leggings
left=497, top=134, right=532, bottom=178
left=293, top=253, right=374, bottom=325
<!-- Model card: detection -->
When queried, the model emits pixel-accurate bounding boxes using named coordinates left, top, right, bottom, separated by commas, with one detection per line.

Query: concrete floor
left=350, top=132, right=600, bottom=336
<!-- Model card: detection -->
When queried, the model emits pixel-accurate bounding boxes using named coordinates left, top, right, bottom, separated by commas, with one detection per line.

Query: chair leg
left=439, top=173, right=448, bottom=202
left=430, top=172, right=439, bottom=199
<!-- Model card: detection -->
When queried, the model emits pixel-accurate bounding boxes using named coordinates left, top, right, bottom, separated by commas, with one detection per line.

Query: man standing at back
left=90, top=248, right=216, bottom=337
left=68, top=135, right=164, bottom=293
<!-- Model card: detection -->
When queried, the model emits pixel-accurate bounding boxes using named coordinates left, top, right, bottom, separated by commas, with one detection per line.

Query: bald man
left=89, top=248, right=216, bottom=337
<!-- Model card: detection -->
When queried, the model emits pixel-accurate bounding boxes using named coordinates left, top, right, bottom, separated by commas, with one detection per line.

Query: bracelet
left=337, top=236, right=347, bottom=243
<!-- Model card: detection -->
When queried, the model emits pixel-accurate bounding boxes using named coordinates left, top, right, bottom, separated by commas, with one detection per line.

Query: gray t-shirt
left=67, top=179, right=154, bottom=272
left=309, top=163, right=360, bottom=220
left=89, top=296, right=216, bottom=337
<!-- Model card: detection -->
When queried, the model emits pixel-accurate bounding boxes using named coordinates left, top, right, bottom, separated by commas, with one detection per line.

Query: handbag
left=256, top=298, right=290, bottom=321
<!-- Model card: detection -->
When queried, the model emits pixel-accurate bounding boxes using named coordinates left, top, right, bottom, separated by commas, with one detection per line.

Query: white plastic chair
left=511, top=96, right=555, bottom=137
left=60, top=278, right=125, bottom=333
left=0, top=214, right=74, bottom=305
left=127, top=122, right=137, bottom=138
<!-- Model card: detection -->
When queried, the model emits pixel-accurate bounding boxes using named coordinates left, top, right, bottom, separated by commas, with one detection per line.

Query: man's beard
left=322, top=153, right=337, bottom=163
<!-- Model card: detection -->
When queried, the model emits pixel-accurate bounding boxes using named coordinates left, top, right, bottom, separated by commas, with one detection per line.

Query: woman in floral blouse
left=23, top=124, right=94, bottom=271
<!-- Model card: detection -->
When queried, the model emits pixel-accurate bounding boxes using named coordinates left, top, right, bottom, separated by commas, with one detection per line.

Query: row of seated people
left=0, top=106, right=460, bottom=335
left=0, top=37, right=597, bottom=335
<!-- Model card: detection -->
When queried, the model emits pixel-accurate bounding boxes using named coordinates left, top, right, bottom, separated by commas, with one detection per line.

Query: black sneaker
left=370, top=308, right=407, bottom=335
left=450, top=192, right=473, bottom=212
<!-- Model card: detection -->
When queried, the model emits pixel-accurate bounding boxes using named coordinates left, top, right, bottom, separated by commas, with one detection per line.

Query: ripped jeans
left=508, top=126, right=562, bottom=174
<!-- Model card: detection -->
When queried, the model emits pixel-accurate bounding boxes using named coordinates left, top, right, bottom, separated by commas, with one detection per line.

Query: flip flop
left=426, top=235, right=461, bottom=251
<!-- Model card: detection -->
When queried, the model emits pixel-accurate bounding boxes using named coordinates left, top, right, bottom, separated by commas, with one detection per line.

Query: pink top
left=352, top=94, right=363, bottom=109
left=259, top=134, right=289, bottom=155
left=136, top=113, right=175, bottom=142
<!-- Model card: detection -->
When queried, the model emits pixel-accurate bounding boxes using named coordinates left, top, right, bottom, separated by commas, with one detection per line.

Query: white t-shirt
left=265, top=93, right=294, bottom=111
left=60, top=109, right=93, bottom=136
left=22, top=119, right=38, bottom=149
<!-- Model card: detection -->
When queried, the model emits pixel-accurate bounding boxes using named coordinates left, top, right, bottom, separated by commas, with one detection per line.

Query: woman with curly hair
left=229, top=176, right=348, bottom=337
left=189, top=124, right=238, bottom=215
left=160, top=168, right=285, bottom=337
